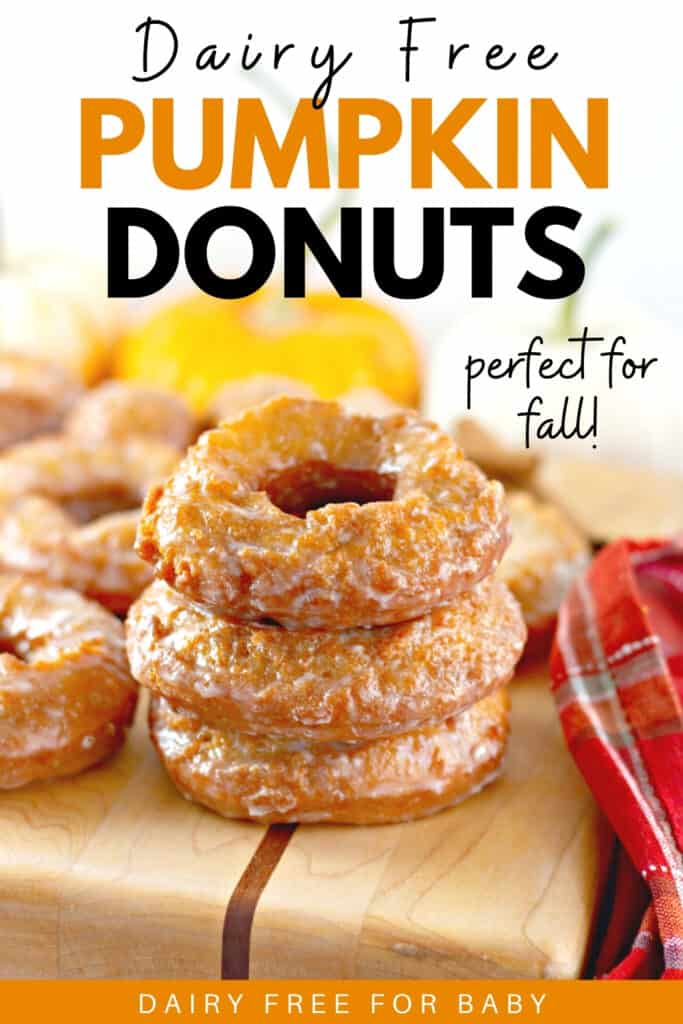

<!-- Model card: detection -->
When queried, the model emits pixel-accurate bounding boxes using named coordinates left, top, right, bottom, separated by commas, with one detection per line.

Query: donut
left=65, top=381, right=196, bottom=450
left=0, top=436, right=179, bottom=521
left=137, top=397, right=509, bottom=629
left=498, top=492, right=590, bottom=638
left=0, top=437, right=179, bottom=611
left=0, top=499, right=152, bottom=614
left=127, top=577, right=525, bottom=742
left=0, top=575, right=137, bottom=789
left=208, top=375, right=315, bottom=425
left=0, top=355, right=83, bottom=450
left=149, top=689, right=509, bottom=825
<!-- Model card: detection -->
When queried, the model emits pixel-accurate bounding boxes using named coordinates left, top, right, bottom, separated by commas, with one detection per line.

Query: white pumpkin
left=0, top=252, right=126, bottom=383
left=426, top=293, right=683, bottom=473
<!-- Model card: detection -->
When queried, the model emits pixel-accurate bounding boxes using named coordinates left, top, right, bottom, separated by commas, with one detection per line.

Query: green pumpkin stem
left=556, top=219, right=617, bottom=337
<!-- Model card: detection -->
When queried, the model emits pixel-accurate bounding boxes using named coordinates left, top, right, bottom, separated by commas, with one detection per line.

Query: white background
left=2, top=1, right=681, bottom=322
left=1, top=1, right=681, bottom=466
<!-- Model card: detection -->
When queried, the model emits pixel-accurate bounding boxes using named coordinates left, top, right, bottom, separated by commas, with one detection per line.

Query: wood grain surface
left=0, top=668, right=600, bottom=980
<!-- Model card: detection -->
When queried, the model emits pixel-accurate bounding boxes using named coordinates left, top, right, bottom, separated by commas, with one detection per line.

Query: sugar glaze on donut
left=137, top=397, right=510, bottom=629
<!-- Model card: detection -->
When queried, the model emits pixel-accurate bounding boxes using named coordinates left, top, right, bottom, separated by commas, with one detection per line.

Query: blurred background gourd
left=0, top=251, right=124, bottom=383
left=115, top=288, right=422, bottom=414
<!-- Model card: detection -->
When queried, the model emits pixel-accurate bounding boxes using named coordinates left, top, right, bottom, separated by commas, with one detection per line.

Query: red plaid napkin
left=550, top=535, right=683, bottom=979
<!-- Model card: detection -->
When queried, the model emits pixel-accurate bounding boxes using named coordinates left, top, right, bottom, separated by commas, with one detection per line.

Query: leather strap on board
left=222, top=823, right=298, bottom=979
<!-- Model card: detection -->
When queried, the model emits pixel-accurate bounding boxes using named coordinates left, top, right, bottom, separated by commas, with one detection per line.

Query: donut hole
left=0, top=634, right=28, bottom=662
left=59, top=489, right=141, bottom=525
left=264, top=461, right=396, bottom=518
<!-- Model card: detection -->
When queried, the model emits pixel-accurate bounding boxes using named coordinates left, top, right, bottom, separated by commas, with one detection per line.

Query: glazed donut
left=149, top=689, right=509, bottom=825
left=0, top=355, right=83, bottom=450
left=208, top=375, right=315, bottom=425
left=499, top=492, right=590, bottom=637
left=65, top=381, right=196, bottom=450
left=127, top=577, right=525, bottom=742
left=137, top=397, right=509, bottom=629
left=0, top=575, right=137, bottom=789
left=0, top=436, right=179, bottom=521
left=0, top=499, right=152, bottom=614
left=0, top=437, right=179, bottom=611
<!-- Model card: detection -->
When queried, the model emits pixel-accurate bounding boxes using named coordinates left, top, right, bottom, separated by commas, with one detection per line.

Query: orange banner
left=1, top=980, right=680, bottom=1024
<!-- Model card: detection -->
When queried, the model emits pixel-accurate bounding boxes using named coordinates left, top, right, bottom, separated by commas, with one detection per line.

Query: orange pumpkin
left=115, top=290, right=421, bottom=414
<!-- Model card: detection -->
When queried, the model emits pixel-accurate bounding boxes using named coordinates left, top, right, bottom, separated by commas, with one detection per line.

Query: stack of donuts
left=127, top=397, right=526, bottom=825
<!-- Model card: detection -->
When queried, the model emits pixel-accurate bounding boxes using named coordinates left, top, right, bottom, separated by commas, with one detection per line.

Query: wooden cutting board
left=0, top=666, right=600, bottom=980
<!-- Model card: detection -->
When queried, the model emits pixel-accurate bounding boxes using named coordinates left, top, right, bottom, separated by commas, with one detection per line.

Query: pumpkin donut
left=137, top=398, right=509, bottom=629
left=0, top=575, right=137, bottom=789
left=127, top=577, right=525, bottom=742
left=65, top=381, right=196, bottom=450
left=208, top=374, right=315, bottom=425
left=0, top=437, right=179, bottom=612
left=498, top=492, right=590, bottom=649
left=149, top=689, right=509, bottom=825
left=0, top=354, right=83, bottom=450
